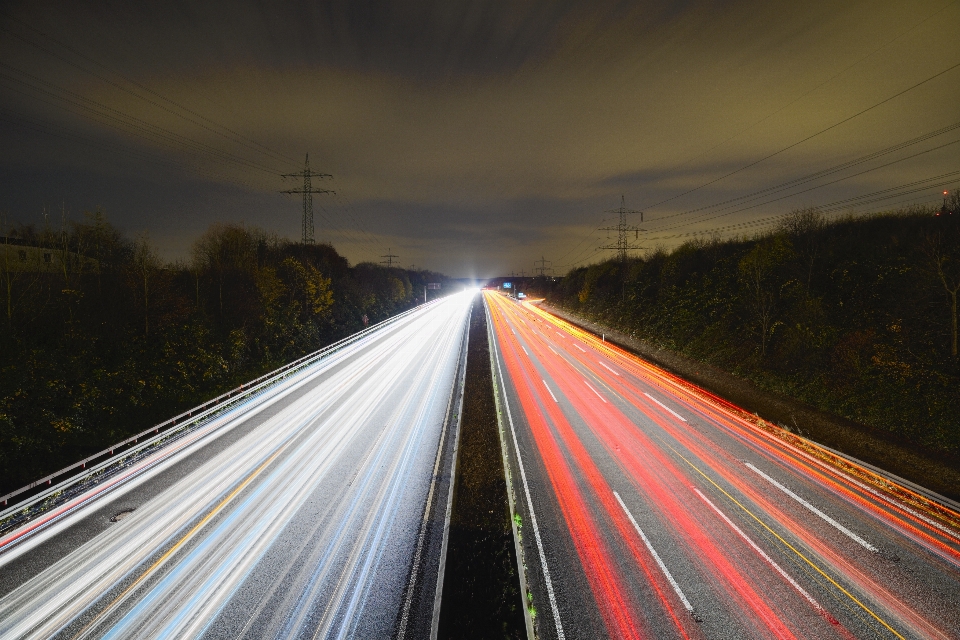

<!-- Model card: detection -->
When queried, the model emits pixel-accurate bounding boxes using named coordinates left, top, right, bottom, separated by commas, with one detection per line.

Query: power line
left=326, top=178, right=388, bottom=254
left=644, top=173, right=960, bottom=243
left=654, top=158, right=960, bottom=234
left=653, top=137, right=960, bottom=233
left=314, top=201, right=381, bottom=259
left=553, top=216, right=610, bottom=264
left=562, top=180, right=959, bottom=270
left=280, top=154, right=334, bottom=244
left=560, top=248, right=606, bottom=270
left=648, top=120, right=960, bottom=227
left=0, top=13, right=300, bottom=169
left=0, top=66, right=283, bottom=178
left=642, top=58, right=960, bottom=212
left=636, top=0, right=958, bottom=198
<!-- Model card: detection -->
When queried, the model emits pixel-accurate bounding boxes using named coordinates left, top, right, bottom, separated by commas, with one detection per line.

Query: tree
left=779, top=207, right=825, bottom=295
left=738, top=235, right=794, bottom=357
left=191, top=224, right=259, bottom=320
left=922, top=224, right=960, bottom=357
left=132, top=235, right=160, bottom=336
left=278, top=257, right=334, bottom=319
left=0, top=215, right=44, bottom=334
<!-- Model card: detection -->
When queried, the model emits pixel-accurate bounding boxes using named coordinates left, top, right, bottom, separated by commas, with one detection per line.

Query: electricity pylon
left=380, top=249, right=399, bottom=267
left=281, top=154, right=333, bottom=244
left=599, top=195, right=644, bottom=262
left=534, top=255, right=552, bottom=276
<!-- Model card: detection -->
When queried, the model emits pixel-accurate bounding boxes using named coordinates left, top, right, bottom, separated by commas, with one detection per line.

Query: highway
left=0, top=291, right=473, bottom=640
left=485, top=291, right=960, bottom=640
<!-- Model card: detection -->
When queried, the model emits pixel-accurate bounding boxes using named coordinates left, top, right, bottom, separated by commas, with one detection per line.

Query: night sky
left=1, top=0, right=958, bottom=277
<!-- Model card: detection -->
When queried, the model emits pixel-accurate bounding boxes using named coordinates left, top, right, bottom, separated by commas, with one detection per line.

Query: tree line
left=0, top=212, right=449, bottom=493
left=527, top=202, right=960, bottom=459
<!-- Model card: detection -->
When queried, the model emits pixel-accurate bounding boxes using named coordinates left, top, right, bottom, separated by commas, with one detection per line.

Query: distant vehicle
left=518, top=292, right=526, bottom=299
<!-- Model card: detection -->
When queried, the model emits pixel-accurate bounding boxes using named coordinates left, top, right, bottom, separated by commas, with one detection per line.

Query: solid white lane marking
left=521, top=345, right=529, bottom=356
left=492, top=321, right=566, bottom=640
left=549, top=346, right=559, bottom=355
left=543, top=380, right=559, bottom=402
left=598, top=360, right=620, bottom=376
left=575, top=344, right=587, bottom=352
left=584, top=380, right=607, bottom=403
left=770, top=439, right=960, bottom=541
left=694, top=489, right=823, bottom=611
left=643, top=393, right=687, bottom=422
left=614, top=492, right=693, bottom=612
left=745, top=463, right=878, bottom=553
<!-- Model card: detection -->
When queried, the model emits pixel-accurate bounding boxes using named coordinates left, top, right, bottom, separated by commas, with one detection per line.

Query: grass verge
left=437, top=300, right=526, bottom=639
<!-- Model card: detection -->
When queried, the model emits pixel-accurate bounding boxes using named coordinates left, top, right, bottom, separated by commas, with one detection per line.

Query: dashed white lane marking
left=521, top=345, right=529, bottom=356
left=614, top=491, right=693, bottom=612
left=745, top=463, right=878, bottom=553
left=694, top=489, right=824, bottom=611
left=555, top=331, right=565, bottom=339
left=492, top=324, right=566, bottom=639
left=643, top=393, right=687, bottom=422
left=543, top=380, right=559, bottom=403
left=575, top=344, right=587, bottom=352
left=584, top=380, right=607, bottom=403
left=598, top=361, right=620, bottom=376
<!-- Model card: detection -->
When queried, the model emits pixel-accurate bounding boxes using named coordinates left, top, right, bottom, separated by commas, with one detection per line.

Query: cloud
left=1, top=0, right=958, bottom=276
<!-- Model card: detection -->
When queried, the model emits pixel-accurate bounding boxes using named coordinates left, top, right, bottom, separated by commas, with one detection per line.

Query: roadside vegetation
left=528, top=201, right=960, bottom=463
left=0, top=212, right=449, bottom=494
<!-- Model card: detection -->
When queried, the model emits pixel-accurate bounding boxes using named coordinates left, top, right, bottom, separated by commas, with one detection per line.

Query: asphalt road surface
left=0, top=291, right=473, bottom=639
left=485, top=291, right=960, bottom=640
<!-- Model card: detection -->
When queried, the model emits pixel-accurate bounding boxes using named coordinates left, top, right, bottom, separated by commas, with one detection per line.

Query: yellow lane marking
left=72, top=446, right=287, bottom=638
left=663, top=442, right=905, bottom=639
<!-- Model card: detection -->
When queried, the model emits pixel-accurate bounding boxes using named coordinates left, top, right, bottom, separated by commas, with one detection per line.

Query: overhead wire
left=0, top=67, right=282, bottom=180
left=553, top=216, right=611, bottom=264
left=642, top=171, right=960, bottom=243
left=0, top=12, right=300, bottom=169
left=641, top=59, right=960, bottom=212
left=647, top=120, right=960, bottom=226
left=651, top=138, right=960, bottom=233
left=314, top=201, right=381, bottom=260
left=0, top=107, right=190, bottom=173
left=0, top=11, right=394, bottom=261
left=556, top=55, right=960, bottom=269
left=635, top=0, right=958, bottom=205
left=325, top=179, right=389, bottom=255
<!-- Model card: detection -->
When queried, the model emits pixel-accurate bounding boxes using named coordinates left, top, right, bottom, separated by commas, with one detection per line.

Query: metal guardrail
left=0, top=298, right=444, bottom=512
